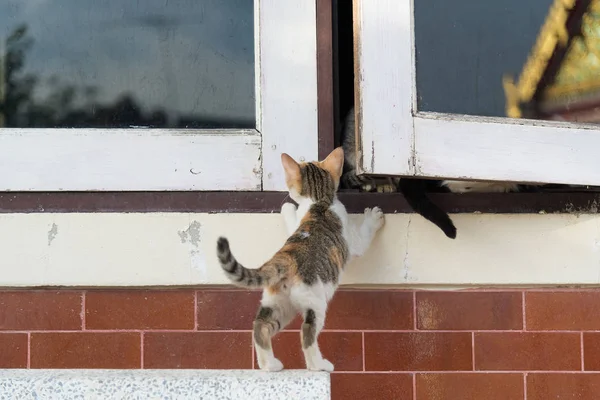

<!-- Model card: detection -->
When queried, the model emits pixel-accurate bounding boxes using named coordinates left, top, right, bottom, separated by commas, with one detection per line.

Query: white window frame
left=354, top=0, right=600, bottom=186
left=0, top=0, right=318, bottom=192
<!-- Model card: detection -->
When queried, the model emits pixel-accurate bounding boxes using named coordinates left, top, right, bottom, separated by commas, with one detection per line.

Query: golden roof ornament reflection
left=503, top=0, right=600, bottom=121
left=544, top=0, right=600, bottom=100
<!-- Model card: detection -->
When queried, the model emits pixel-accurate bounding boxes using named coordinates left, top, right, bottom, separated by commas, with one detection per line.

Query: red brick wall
left=1, top=288, right=600, bottom=399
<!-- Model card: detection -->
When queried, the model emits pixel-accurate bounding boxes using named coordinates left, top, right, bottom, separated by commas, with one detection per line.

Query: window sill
left=1, top=191, right=599, bottom=214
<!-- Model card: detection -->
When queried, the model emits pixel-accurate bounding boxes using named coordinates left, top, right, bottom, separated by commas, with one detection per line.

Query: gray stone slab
left=0, top=369, right=330, bottom=400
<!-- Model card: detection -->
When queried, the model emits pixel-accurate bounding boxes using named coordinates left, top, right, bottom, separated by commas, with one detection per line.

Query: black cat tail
left=398, top=179, right=457, bottom=239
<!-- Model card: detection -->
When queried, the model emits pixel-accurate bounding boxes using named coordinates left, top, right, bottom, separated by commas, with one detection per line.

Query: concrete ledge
left=0, top=369, right=331, bottom=400
left=3, top=213, right=600, bottom=287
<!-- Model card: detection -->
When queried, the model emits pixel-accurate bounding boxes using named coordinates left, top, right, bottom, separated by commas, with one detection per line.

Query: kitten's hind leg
left=254, top=290, right=296, bottom=372
left=301, top=306, right=333, bottom=372
left=291, top=285, right=334, bottom=372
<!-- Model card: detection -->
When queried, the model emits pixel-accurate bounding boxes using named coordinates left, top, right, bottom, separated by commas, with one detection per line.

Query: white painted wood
left=254, top=0, right=263, bottom=134
left=354, top=0, right=414, bottom=175
left=0, top=0, right=319, bottom=191
left=3, top=212, right=600, bottom=287
left=414, top=113, right=600, bottom=185
left=260, top=0, right=318, bottom=191
left=356, top=0, right=600, bottom=186
left=0, top=129, right=261, bottom=191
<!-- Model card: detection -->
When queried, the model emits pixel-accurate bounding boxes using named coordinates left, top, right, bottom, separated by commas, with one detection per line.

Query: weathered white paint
left=414, top=113, right=600, bottom=185
left=260, top=0, right=318, bottom=191
left=2, top=212, right=600, bottom=287
left=0, top=0, right=319, bottom=191
left=355, top=0, right=600, bottom=185
left=354, top=0, right=414, bottom=175
left=0, top=130, right=261, bottom=191
left=254, top=0, right=263, bottom=134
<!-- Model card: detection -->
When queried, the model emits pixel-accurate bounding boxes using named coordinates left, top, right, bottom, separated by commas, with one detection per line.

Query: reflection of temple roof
left=503, top=0, right=599, bottom=119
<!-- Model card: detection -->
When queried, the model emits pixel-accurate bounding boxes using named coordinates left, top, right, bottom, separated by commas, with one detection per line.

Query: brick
left=285, top=315, right=303, bottom=330
left=144, top=332, right=251, bottom=369
left=86, top=290, right=194, bottom=330
left=254, top=332, right=363, bottom=371
left=526, top=291, right=600, bottom=330
left=196, top=290, right=260, bottom=330
left=475, top=332, right=580, bottom=371
left=332, top=373, right=413, bottom=400
left=364, top=332, right=472, bottom=371
left=0, top=291, right=81, bottom=330
left=417, top=291, right=522, bottom=330
left=30, top=333, right=140, bottom=368
left=528, top=373, right=600, bottom=400
left=583, top=333, right=600, bottom=370
left=416, top=373, right=524, bottom=400
left=0, top=333, right=28, bottom=368
left=326, top=290, right=413, bottom=330
left=196, top=290, right=305, bottom=330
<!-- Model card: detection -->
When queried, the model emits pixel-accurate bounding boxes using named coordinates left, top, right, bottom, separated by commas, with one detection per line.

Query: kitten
left=341, top=106, right=457, bottom=239
left=441, top=180, right=521, bottom=193
left=216, top=147, right=384, bottom=372
left=442, top=181, right=583, bottom=194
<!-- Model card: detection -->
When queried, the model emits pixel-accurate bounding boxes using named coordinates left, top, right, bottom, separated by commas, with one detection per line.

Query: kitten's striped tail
left=341, top=170, right=367, bottom=189
left=216, top=237, right=286, bottom=288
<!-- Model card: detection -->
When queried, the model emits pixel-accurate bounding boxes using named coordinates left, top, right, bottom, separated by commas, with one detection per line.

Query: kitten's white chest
left=330, top=198, right=350, bottom=242
left=295, top=201, right=312, bottom=221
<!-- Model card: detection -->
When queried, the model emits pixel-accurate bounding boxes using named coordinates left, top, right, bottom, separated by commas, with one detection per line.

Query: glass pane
left=415, top=0, right=600, bottom=124
left=0, top=0, right=255, bottom=129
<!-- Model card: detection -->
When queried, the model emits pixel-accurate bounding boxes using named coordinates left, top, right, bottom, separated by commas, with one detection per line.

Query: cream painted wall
left=1, top=212, right=600, bottom=287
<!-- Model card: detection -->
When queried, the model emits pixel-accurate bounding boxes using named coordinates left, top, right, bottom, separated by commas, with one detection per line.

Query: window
left=0, top=0, right=318, bottom=191
left=353, top=0, right=600, bottom=187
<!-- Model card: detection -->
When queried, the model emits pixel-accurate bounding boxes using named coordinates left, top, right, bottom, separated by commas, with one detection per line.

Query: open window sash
left=354, top=0, right=600, bottom=186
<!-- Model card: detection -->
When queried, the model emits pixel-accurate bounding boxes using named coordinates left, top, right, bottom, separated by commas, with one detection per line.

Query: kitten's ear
left=321, top=147, right=344, bottom=182
left=281, top=153, right=301, bottom=183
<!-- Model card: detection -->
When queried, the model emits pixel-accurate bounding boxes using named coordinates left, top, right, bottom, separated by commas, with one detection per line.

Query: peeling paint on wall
left=402, top=215, right=412, bottom=282
left=47, top=223, right=58, bottom=246
left=178, top=220, right=208, bottom=281
left=178, top=221, right=202, bottom=248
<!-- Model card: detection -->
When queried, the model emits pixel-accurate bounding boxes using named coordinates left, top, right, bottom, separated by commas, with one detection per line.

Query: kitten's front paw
left=376, top=184, right=396, bottom=193
left=261, top=358, right=284, bottom=372
left=309, top=358, right=334, bottom=372
left=364, top=207, right=385, bottom=231
left=360, top=183, right=375, bottom=192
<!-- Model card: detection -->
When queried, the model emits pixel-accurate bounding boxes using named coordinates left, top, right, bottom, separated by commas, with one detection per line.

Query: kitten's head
left=281, top=147, right=344, bottom=203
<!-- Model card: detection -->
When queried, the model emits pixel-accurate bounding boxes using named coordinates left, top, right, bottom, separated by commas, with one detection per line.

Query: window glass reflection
left=0, top=0, right=255, bottom=129
left=416, top=0, right=600, bottom=124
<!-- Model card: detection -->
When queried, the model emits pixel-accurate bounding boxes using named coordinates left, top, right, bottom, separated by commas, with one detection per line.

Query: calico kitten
left=341, top=106, right=457, bottom=239
left=216, top=147, right=384, bottom=372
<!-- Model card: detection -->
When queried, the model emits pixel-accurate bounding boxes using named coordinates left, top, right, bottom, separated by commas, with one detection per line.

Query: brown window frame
left=1, top=0, right=599, bottom=215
